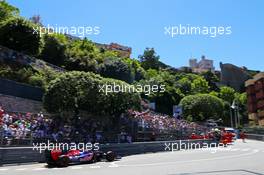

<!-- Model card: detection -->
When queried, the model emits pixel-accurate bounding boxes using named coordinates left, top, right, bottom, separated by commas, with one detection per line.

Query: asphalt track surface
left=1, top=139, right=264, bottom=175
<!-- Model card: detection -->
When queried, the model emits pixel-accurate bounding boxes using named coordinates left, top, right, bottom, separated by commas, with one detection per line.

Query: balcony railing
left=257, top=100, right=264, bottom=109
left=256, top=90, right=264, bottom=99
left=247, top=96, right=256, bottom=103
left=255, top=82, right=264, bottom=91
left=246, top=87, right=255, bottom=94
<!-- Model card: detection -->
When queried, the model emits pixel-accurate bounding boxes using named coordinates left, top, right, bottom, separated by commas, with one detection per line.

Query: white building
left=189, top=55, right=215, bottom=73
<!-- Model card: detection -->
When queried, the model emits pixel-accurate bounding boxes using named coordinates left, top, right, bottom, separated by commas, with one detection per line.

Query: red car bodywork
left=220, top=132, right=235, bottom=145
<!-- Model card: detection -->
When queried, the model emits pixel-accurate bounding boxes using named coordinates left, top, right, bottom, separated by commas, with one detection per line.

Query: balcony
left=257, top=100, right=264, bottom=109
left=248, top=105, right=257, bottom=113
left=246, top=87, right=255, bottom=94
left=256, top=90, right=264, bottom=99
left=255, top=81, right=264, bottom=91
left=258, top=110, right=264, bottom=118
left=248, top=113, right=257, bottom=120
left=247, top=96, right=256, bottom=103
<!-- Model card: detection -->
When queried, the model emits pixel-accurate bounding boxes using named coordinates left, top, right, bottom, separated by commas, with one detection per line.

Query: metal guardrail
left=0, top=146, right=45, bottom=165
left=0, top=139, right=215, bottom=166
left=246, top=133, right=264, bottom=141
left=244, top=127, right=264, bottom=135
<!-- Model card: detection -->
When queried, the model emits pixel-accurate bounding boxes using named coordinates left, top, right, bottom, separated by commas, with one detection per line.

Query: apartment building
left=245, top=72, right=264, bottom=126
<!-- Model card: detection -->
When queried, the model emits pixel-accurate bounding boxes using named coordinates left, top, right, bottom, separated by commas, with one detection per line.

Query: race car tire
left=94, top=152, right=102, bottom=162
left=47, top=161, right=57, bottom=167
left=90, top=154, right=98, bottom=163
left=106, top=151, right=115, bottom=162
left=57, top=156, right=70, bottom=167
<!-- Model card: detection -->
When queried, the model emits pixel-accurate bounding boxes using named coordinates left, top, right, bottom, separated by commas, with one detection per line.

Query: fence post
left=0, top=128, right=4, bottom=146
left=30, top=131, right=33, bottom=146
left=0, top=148, right=3, bottom=166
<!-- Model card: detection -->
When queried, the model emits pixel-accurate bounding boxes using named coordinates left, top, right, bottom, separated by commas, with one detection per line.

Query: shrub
left=0, top=17, right=41, bottom=55
left=179, top=94, right=224, bottom=122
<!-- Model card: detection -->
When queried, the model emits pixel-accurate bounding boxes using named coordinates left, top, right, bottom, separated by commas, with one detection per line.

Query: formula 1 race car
left=220, top=131, right=235, bottom=145
left=45, top=149, right=119, bottom=167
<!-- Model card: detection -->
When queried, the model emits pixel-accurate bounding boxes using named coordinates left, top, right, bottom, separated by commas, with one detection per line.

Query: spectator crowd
left=128, top=109, right=208, bottom=134
left=0, top=106, right=104, bottom=144
left=1, top=106, right=209, bottom=145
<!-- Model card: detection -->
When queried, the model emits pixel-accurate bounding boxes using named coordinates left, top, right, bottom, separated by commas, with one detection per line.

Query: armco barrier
left=0, top=147, right=45, bottom=165
left=246, top=134, right=264, bottom=141
left=99, top=139, right=215, bottom=156
left=0, top=139, right=215, bottom=166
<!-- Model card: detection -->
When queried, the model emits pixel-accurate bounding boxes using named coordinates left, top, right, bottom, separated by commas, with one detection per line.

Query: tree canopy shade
left=179, top=94, right=224, bottom=122
left=39, top=34, right=68, bottom=66
left=0, top=17, right=41, bottom=55
left=43, top=71, right=141, bottom=117
left=201, top=71, right=219, bottom=91
left=99, top=59, right=134, bottom=83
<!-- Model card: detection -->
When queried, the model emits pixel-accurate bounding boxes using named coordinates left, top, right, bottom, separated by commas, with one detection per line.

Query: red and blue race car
left=45, top=149, right=119, bottom=167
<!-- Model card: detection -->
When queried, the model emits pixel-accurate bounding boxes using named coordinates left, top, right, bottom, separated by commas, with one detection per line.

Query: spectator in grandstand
left=128, top=109, right=209, bottom=138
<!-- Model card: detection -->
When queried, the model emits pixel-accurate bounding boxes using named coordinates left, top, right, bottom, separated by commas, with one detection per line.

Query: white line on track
left=115, top=149, right=258, bottom=168
left=16, top=168, right=27, bottom=171
left=0, top=168, right=8, bottom=171
left=71, top=166, right=83, bottom=169
left=109, top=162, right=119, bottom=168
left=32, top=167, right=45, bottom=171
left=253, top=149, right=259, bottom=152
left=90, top=165, right=101, bottom=169
left=230, top=148, right=239, bottom=151
left=241, top=148, right=250, bottom=151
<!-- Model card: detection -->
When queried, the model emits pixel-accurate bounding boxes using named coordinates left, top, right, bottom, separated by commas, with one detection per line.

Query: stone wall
left=0, top=45, right=65, bottom=72
left=0, top=78, right=43, bottom=101
left=220, top=62, right=251, bottom=91
left=0, top=93, right=45, bottom=113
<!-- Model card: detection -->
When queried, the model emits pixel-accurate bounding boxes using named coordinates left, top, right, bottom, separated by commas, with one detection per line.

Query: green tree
left=209, top=91, right=219, bottom=97
left=0, top=1, right=19, bottom=21
left=176, top=77, right=192, bottom=95
left=179, top=94, right=224, bottom=122
left=139, top=70, right=182, bottom=115
left=201, top=71, right=219, bottom=91
left=96, top=78, right=141, bottom=117
left=235, top=92, right=248, bottom=125
left=65, top=38, right=99, bottom=72
left=219, top=86, right=236, bottom=104
left=43, top=71, right=102, bottom=113
left=39, top=34, right=68, bottom=66
left=122, top=57, right=146, bottom=81
left=99, top=58, right=134, bottom=83
left=43, top=71, right=141, bottom=117
left=153, top=86, right=182, bottom=115
left=0, top=17, right=41, bottom=55
left=134, top=66, right=146, bottom=81
left=145, top=69, right=159, bottom=79
left=191, top=77, right=210, bottom=94
left=139, top=48, right=160, bottom=70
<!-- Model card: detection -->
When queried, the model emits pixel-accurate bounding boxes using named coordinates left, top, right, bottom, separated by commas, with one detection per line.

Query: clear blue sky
left=7, top=0, right=264, bottom=71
